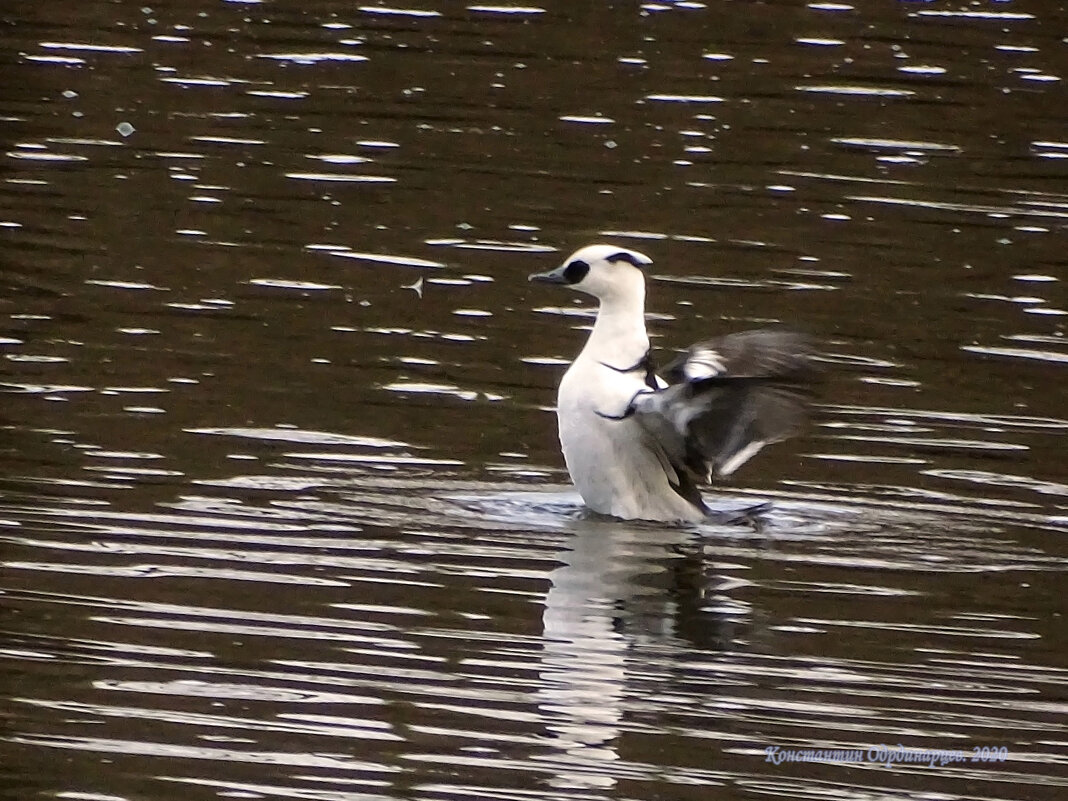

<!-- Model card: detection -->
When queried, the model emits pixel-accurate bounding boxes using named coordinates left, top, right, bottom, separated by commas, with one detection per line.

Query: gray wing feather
left=633, top=329, right=817, bottom=482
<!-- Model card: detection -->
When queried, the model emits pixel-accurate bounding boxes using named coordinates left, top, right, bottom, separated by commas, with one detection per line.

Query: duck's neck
left=580, top=288, right=649, bottom=367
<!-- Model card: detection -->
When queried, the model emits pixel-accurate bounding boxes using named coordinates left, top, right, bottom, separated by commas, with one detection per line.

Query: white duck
left=529, top=244, right=816, bottom=522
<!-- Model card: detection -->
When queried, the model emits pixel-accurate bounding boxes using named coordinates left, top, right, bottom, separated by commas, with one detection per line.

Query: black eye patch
left=563, top=259, right=590, bottom=284
left=607, top=251, right=645, bottom=267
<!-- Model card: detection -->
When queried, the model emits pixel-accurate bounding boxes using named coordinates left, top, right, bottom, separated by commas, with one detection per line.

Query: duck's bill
left=528, top=267, right=568, bottom=284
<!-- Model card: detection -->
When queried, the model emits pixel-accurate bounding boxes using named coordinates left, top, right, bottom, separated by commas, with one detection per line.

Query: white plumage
left=530, top=244, right=816, bottom=523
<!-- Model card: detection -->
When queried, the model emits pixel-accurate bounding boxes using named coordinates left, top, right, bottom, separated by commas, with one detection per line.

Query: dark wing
left=633, top=329, right=817, bottom=483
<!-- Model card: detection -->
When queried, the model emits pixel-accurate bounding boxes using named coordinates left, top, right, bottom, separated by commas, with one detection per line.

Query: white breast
left=556, top=357, right=705, bottom=522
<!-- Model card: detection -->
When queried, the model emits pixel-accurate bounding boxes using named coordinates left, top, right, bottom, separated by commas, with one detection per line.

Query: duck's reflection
left=537, top=517, right=749, bottom=791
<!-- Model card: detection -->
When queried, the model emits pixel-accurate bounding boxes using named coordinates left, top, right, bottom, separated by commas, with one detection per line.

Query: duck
left=528, top=243, right=817, bottom=523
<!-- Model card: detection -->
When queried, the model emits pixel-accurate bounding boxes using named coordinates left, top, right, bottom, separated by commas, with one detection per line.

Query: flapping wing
left=633, top=329, right=817, bottom=483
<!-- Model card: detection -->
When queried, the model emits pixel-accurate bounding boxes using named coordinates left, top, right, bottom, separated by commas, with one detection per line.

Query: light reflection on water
left=4, top=461, right=1067, bottom=798
left=3, top=0, right=1068, bottom=799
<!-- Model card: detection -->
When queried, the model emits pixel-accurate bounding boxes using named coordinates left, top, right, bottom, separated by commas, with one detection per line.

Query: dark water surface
left=2, top=1, right=1067, bottom=799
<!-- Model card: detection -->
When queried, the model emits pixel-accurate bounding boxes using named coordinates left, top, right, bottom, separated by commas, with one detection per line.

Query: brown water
left=2, top=2, right=1067, bottom=799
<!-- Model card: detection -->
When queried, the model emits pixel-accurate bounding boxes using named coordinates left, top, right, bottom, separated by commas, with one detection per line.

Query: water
left=2, top=2, right=1067, bottom=799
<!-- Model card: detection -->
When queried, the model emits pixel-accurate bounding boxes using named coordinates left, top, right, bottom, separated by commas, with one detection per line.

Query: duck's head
left=528, top=244, right=652, bottom=303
